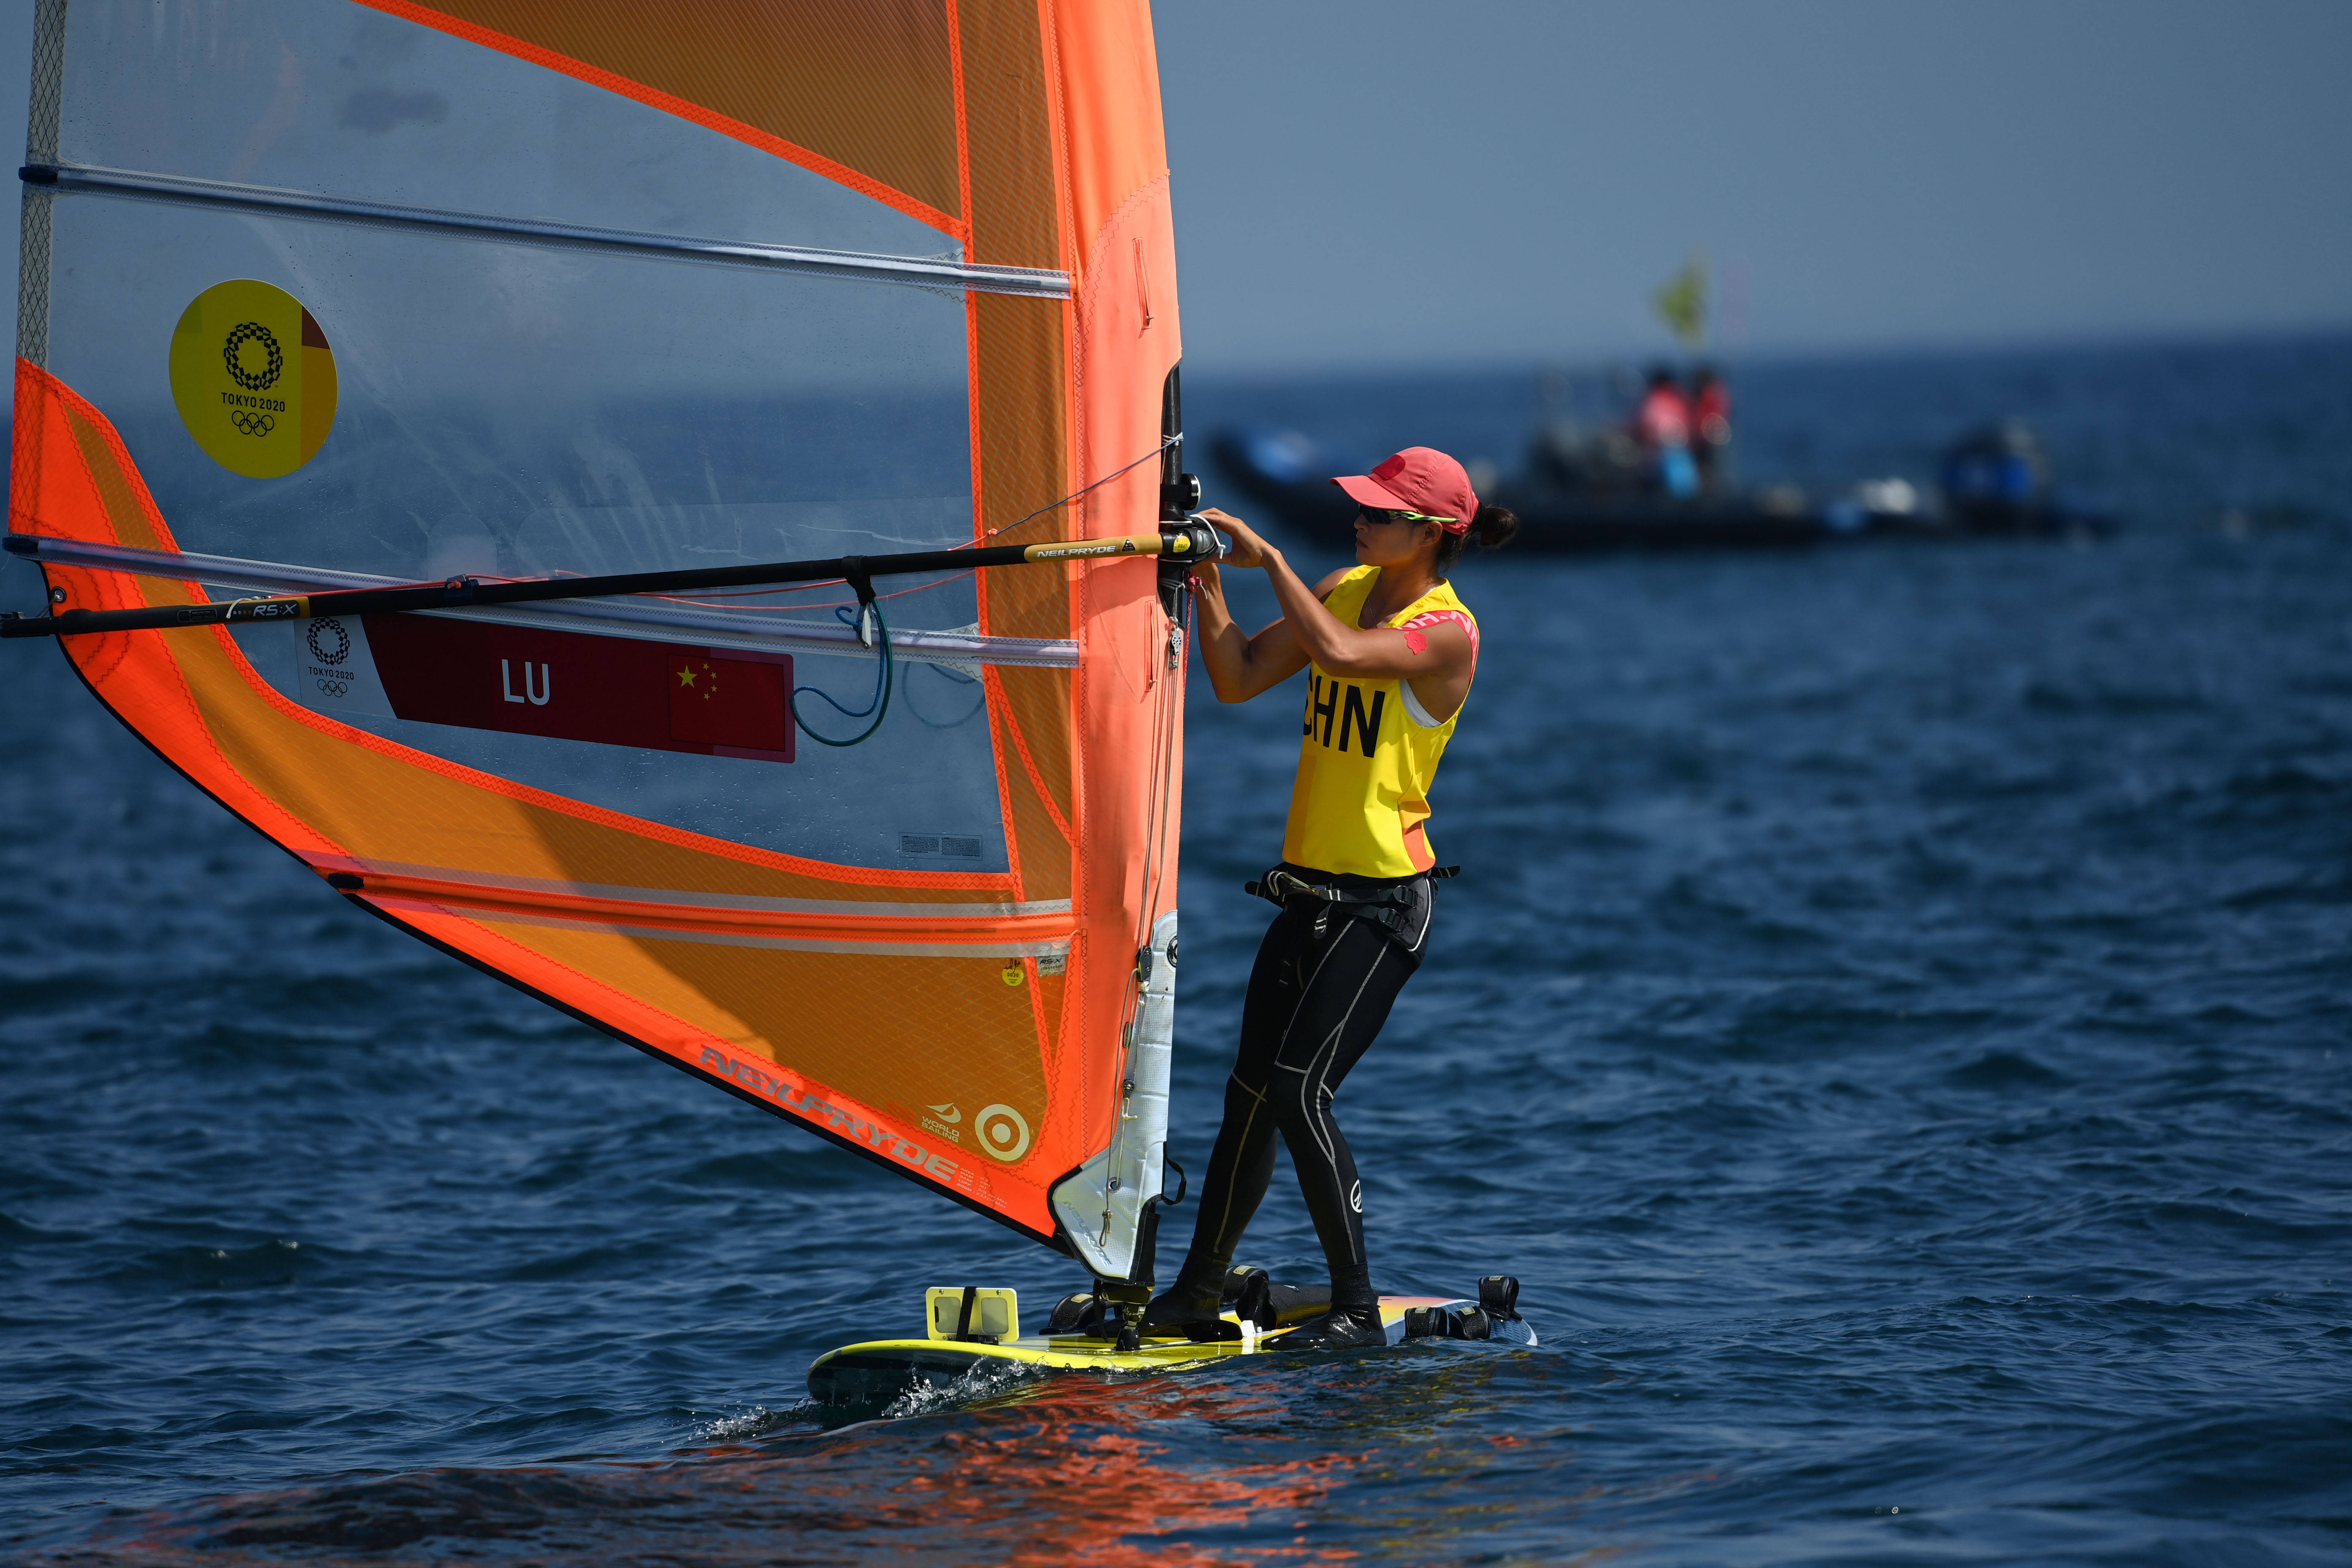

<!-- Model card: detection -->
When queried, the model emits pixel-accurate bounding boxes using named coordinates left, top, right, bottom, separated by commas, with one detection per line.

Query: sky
left=0, top=1, right=2347, bottom=378
left=1153, top=0, right=2352, bottom=368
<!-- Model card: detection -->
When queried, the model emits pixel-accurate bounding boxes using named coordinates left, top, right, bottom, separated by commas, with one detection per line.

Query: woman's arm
left=1202, top=509, right=1476, bottom=687
left=1191, top=553, right=1328, bottom=703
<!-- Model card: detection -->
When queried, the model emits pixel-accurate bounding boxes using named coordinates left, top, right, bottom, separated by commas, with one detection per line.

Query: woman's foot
left=1139, top=1282, right=1225, bottom=1337
left=1278, top=1304, right=1386, bottom=1349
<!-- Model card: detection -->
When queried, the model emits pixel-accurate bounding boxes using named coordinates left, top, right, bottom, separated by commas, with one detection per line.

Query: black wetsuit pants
left=1171, top=872, right=1433, bottom=1310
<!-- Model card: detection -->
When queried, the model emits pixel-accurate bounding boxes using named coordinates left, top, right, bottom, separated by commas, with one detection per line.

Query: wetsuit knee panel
left=1264, top=1071, right=1327, bottom=1137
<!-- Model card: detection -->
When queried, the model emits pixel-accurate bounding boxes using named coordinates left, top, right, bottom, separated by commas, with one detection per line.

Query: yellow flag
left=1652, top=256, right=1709, bottom=350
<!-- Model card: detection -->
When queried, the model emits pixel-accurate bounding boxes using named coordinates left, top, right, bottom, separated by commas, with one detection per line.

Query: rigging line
left=510, top=431, right=1174, bottom=609
left=1143, top=601, right=1190, bottom=986
left=789, top=601, right=893, bottom=747
left=651, top=570, right=977, bottom=610
left=1102, top=580, right=1191, bottom=1233
left=1135, top=639, right=1177, bottom=956
left=439, top=567, right=955, bottom=612
left=623, top=434, right=1168, bottom=604
left=1102, top=693, right=1173, bottom=1227
left=1134, top=581, right=1192, bottom=956
left=985, top=437, right=1179, bottom=540
left=904, top=659, right=987, bottom=730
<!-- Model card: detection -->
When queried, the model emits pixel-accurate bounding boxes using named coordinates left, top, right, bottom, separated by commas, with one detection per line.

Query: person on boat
left=1143, top=447, right=1518, bottom=1349
left=1632, top=366, right=1699, bottom=500
left=1690, top=365, right=1732, bottom=494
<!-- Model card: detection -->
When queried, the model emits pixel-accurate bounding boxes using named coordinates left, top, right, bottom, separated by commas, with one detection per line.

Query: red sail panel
left=362, top=615, right=794, bottom=764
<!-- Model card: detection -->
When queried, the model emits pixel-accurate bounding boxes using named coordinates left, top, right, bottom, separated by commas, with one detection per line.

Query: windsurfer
left=1633, top=366, right=1700, bottom=500
left=1144, top=448, right=1517, bottom=1348
left=1691, top=365, right=1732, bottom=494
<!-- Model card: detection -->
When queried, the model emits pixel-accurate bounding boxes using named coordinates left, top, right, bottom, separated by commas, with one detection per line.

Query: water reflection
left=68, top=1349, right=1621, bottom=1566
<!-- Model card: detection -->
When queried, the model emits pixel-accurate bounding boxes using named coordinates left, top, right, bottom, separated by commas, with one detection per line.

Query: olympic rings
left=229, top=411, right=277, bottom=436
left=222, top=321, right=285, bottom=390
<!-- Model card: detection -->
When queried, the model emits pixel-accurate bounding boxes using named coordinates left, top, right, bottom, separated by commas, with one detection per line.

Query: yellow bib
left=1281, top=567, right=1479, bottom=877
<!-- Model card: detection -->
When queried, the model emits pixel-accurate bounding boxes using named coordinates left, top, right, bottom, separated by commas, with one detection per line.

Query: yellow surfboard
left=808, top=1285, right=1535, bottom=1405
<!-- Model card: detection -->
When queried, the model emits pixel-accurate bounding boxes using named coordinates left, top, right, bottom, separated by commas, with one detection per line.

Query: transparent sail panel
left=57, top=0, right=956, bottom=253
left=39, top=154, right=1012, bottom=869
left=226, top=618, right=1007, bottom=870
left=43, top=199, right=976, bottom=577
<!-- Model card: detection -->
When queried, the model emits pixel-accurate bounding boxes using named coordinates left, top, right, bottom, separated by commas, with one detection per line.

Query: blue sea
left=5, top=334, right=2351, bottom=1565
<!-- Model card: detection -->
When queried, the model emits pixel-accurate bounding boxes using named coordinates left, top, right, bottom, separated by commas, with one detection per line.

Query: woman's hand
left=1199, top=508, right=1274, bottom=569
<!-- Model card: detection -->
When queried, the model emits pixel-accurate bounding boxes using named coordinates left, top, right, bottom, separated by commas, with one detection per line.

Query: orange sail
left=10, top=0, right=1187, bottom=1279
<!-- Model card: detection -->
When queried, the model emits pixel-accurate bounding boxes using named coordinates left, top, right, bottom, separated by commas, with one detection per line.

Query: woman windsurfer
left=1145, top=447, right=1517, bottom=1348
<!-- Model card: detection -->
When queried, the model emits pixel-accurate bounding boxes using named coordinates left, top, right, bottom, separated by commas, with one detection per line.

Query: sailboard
left=9, top=0, right=1198, bottom=1298
left=808, top=1275, right=1537, bottom=1405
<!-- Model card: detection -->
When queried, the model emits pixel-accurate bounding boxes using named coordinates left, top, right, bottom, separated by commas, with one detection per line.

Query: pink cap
left=1331, top=447, right=1479, bottom=534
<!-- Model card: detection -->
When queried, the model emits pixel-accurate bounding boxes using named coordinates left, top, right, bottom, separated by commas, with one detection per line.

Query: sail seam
left=985, top=666, right=1078, bottom=844
left=20, top=163, right=1067, bottom=298
left=947, top=0, right=976, bottom=252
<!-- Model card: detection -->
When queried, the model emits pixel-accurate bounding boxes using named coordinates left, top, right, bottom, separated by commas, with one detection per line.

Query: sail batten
left=381, top=904, right=1074, bottom=961
left=301, top=855, right=1073, bottom=920
left=21, top=163, right=1070, bottom=298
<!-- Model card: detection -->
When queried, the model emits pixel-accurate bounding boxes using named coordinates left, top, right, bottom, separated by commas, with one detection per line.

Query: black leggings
left=1172, top=875, right=1432, bottom=1309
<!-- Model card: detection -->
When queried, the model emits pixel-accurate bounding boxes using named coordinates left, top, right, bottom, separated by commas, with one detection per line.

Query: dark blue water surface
left=5, top=337, right=2352, bottom=1565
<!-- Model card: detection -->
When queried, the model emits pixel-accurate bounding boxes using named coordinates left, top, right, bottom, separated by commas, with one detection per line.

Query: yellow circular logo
left=169, top=279, right=337, bottom=478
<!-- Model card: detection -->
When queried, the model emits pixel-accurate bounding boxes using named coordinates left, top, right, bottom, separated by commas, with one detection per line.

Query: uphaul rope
left=0, top=522, right=1223, bottom=640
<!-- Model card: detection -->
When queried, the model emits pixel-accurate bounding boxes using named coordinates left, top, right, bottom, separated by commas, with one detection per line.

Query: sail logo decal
left=921, top=1102, right=964, bottom=1143
left=169, top=279, right=337, bottom=478
left=222, top=321, right=284, bottom=389
left=307, top=620, right=351, bottom=667
left=698, top=1048, right=1007, bottom=1203
left=283, top=615, right=395, bottom=712
left=975, top=1104, right=1031, bottom=1163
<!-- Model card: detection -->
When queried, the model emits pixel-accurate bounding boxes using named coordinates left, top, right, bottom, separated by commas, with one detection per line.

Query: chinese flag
left=669, top=655, right=791, bottom=756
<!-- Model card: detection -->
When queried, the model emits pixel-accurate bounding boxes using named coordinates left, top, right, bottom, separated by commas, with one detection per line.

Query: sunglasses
left=1355, top=505, right=1455, bottom=527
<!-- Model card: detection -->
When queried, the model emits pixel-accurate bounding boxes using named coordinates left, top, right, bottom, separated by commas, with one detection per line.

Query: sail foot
left=1050, top=910, right=1178, bottom=1282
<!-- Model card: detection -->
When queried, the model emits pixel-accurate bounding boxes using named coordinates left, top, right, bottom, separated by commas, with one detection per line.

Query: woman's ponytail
left=1435, top=504, right=1520, bottom=571
left=1470, top=503, right=1520, bottom=550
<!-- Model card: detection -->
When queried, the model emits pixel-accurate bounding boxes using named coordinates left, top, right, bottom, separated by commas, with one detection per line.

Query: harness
left=1245, top=863, right=1460, bottom=942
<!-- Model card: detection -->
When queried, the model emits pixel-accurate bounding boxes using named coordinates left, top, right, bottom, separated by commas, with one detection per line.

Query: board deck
left=808, top=1293, right=1537, bottom=1405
